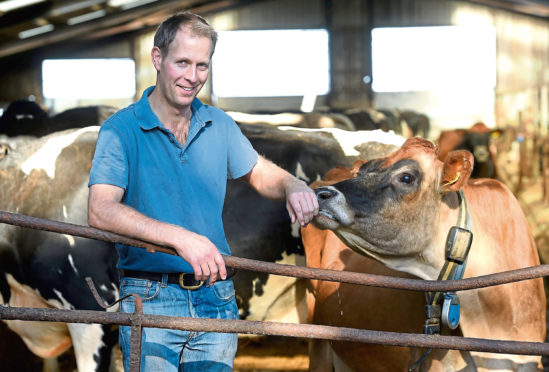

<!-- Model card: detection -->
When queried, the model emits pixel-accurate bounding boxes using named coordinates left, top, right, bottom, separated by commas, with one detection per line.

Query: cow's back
left=459, top=179, right=545, bottom=347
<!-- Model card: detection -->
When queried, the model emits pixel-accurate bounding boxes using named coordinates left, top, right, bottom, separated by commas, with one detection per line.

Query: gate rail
left=0, top=210, right=547, bottom=292
left=0, top=211, right=547, bottom=371
left=1, top=305, right=547, bottom=355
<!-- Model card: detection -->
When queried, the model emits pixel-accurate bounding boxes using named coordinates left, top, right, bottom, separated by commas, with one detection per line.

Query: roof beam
left=0, top=0, right=221, bottom=58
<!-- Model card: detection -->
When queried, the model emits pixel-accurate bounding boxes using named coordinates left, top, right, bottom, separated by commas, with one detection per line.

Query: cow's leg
left=307, top=341, right=352, bottom=372
left=422, top=349, right=477, bottom=372
left=67, top=323, right=119, bottom=372
left=308, top=339, right=333, bottom=372
left=42, top=357, right=59, bottom=372
left=109, top=342, right=123, bottom=372
left=331, top=348, right=354, bottom=372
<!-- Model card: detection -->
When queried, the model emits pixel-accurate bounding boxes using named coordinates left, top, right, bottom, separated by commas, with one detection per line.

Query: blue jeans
left=119, top=274, right=239, bottom=372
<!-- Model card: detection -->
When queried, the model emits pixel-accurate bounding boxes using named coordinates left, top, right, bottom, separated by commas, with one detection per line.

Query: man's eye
left=399, top=173, right=414, bottom=184
left=198, top=64, right=209, bottom=71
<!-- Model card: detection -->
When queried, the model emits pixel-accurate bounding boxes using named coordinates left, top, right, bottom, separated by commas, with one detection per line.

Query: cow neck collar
left=409, top=190, right=473, bottom=371
left=428, top=189, right=473, bottom=305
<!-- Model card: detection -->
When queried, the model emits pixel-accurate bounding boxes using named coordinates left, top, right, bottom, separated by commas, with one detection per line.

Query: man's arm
left=88, top=184, right=226, bottom=285
left=241, top=155, right=319, bottom=226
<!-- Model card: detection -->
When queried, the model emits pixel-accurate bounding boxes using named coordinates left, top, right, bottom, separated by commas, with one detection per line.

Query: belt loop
left=161, top=273, right=168, bottom=288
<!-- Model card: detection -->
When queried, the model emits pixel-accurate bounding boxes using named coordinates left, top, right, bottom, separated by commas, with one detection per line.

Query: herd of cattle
left=0, top=99, right=543, bottom=372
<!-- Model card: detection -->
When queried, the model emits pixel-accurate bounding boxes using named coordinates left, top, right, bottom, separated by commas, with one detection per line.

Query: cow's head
left=312, top=137, right=474, bottom=279
left=458, top=122, right=502, bottom=178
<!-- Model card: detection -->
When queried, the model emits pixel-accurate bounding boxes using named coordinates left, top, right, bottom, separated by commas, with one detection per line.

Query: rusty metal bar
left=129, top=295, right=143, bottom=372
left=0, top=305, right=547, bottom=356
left=0, top=211, right=548, bottom=292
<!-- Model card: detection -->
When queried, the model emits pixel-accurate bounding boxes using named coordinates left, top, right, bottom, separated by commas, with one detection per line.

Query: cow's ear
left=440, top=150, right=473, bottom=192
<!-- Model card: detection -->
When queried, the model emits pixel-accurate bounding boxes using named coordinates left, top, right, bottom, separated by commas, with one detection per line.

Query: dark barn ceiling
left=0, top=0, right=256, bottom=59
left=0, top=0, right=547, bottom=60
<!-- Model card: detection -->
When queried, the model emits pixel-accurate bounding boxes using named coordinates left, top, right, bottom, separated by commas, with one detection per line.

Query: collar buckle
left=445, top=226, right=473, bottom=264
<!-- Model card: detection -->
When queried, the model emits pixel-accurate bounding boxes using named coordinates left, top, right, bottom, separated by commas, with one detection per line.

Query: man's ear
left=440, top=150, right=474, bottom=193
left=151, top=46, right=162, bottom=72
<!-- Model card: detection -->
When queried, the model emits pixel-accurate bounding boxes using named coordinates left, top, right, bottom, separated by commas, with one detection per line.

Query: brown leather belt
left=120, top=268, right=237, bottom=290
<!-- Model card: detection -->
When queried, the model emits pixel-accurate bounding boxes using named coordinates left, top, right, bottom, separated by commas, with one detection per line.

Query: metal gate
left=0, top=211, right=547, bottom=371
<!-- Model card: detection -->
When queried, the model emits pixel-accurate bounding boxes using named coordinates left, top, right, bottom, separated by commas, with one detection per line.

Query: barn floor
left=234, top=336, right=309, bottom=372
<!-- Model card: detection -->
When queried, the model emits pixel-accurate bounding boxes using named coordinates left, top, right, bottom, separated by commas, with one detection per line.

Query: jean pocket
left=120, top=278, right=160, bottom=302
left=211, top=279, right=236, bottom=302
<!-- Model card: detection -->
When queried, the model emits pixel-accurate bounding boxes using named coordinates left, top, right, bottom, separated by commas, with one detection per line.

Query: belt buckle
left=178, top=273, right=204, bottom=290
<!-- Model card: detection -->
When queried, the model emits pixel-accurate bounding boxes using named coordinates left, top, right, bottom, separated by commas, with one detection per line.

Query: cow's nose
left=473, top=145, right=490, bottom=163
left=315, top=187, right=337, bottom=200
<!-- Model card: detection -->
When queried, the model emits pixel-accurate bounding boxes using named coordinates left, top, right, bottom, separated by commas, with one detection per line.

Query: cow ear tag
left=443, top=171, right=460, bottom=187
left=442, top=292, right=460, bottom=329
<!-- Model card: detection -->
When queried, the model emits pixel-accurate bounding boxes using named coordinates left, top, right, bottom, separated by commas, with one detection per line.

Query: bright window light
left=42, top=59, right=136, bottom=99
left=371, top=25, right=496, bottom=92
left=0, top=0, right=45, bottom=13
left=212, top=29, right=330, bottom=97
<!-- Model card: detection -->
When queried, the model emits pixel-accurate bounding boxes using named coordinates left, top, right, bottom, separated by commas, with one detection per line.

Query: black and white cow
left=0, top=124, right=405, bottom=370
left=227, top=111, right=356, bottom=131
left=0, top=103, right=117, bottom=138
left=342, top=108, right=398, bottom=133
left=398, top=110, right=431, bottom=138
left=0, top=127, right=119, bottom=371
left=0, top=99, right=50, bottom=137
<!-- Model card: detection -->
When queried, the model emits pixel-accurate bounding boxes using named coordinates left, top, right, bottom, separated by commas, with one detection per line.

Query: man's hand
left=88, top=184, right=226, bottom=286
left=173, top=230, right=227, bottom=286
left=285, top=179, right=319, bottom=226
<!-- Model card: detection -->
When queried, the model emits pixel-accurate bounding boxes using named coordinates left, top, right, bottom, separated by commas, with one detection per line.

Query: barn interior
left=0, top=0, right=548, bottom=371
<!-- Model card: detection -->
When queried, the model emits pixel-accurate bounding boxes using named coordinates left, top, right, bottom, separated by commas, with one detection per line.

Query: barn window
left=211, top=29, right=330, bottom=98
left=371, top=25, right=496, bottom=93
left=42, top=58, right=136, bottom=99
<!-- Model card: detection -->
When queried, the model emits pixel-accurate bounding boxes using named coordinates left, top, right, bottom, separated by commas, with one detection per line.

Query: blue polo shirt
left=89, top=86, right=258, bottom=273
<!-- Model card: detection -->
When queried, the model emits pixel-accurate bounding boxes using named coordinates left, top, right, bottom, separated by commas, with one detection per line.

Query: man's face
left=153, top=26, right=212, bottom=110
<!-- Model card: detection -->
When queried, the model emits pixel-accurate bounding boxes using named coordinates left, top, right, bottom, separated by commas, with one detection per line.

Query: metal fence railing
left=0, top=211, right=548, bottom=372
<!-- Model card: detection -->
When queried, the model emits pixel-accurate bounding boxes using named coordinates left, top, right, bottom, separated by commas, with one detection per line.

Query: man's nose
left=184, top=66, right=197, bottom=82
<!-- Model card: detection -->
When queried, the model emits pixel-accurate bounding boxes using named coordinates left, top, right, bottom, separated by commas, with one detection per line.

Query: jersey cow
left=437, top=122, right=502, bottom=179
left=302, top=161, right=425, bottom=372
left=0, top=123, right=405, bottom=371
left=305, top=137, right=545, bottom=371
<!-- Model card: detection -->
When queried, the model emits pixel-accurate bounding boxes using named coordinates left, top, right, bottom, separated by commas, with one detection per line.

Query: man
left=88, top=11, right=318, bottom=372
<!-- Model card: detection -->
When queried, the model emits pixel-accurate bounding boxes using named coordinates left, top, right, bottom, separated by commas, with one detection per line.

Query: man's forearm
left=88, top=198, right=182, bottom=249
left=243, top=155, right=303, bottom=200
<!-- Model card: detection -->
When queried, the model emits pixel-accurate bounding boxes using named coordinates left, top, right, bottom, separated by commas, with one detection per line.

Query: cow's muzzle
left=473, top=145, right=490, bottom=163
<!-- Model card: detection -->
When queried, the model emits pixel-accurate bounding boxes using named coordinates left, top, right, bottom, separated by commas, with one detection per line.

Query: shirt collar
left=136, top=86, right=212, bottom=131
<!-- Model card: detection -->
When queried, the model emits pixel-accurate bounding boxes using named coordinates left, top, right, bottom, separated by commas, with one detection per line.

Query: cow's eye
left=398, top=173, right=415, bottom=184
